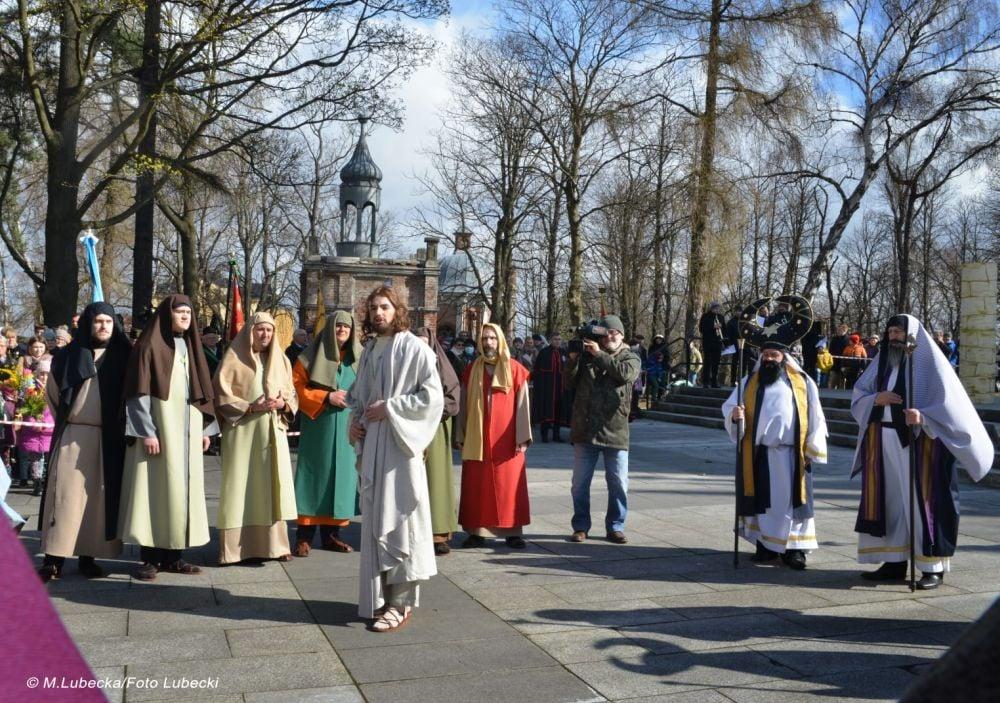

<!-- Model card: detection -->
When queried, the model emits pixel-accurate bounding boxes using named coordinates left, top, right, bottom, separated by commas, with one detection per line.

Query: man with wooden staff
left=722, top=297, right=828, bottom=570
left=852, top=314, right=993, bottom=589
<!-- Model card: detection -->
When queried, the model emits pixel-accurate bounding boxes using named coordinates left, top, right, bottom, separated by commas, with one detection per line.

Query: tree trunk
left=895, top=185, right=918, bottom=313
left=132, top=0, right=161, bottom=318
left=564, top=136, right=584, bottom=325
left=683, top=0, right=722, bottom=339
left=544, top=181, right=562, bottom=336
left=179, top=178, right=200, bottom=306
left=651, top=105, right=667, bottom=336
left=801, top=163, right=880, bottom=296
left=39, top=3, right=84, bottom=325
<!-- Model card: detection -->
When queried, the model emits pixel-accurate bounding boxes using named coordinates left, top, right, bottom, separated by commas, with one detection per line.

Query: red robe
left=458, top=360, right=531, bottom=529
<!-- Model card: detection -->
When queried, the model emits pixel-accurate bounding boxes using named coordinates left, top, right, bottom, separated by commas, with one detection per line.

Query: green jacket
left=565, top=344, right=642, bottom=450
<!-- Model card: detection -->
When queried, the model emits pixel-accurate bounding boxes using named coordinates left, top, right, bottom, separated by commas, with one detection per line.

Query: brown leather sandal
left=369, top=606, right=412, bottom=633
left=162, top=560, right=202, bottom=575
left=293, top=540, right=311, bottom=557
left=322, top=536, right=354, bottom=553
left=134, top=562, right=158, bottom=581
left=277, top=554, right=293, bottom=562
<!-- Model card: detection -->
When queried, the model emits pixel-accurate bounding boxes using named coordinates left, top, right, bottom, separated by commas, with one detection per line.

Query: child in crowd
left=15, top=359, right=54, bottom=496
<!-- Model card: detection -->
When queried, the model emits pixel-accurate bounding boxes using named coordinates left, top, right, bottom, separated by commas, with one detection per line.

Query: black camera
left=568, top=321, right=609, bottom=354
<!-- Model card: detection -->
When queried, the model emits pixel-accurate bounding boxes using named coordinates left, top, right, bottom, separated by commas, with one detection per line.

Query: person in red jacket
left=454, top=323, right=533, bottom=549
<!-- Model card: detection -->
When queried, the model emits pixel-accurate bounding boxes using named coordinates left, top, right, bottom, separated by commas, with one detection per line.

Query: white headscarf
left=853, top=314, right=992, bottom=481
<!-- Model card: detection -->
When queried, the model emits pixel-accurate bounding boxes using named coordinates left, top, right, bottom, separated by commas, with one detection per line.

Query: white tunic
left=347, top=332, right=443, bottom=618
left=723, top=369, right=828, bottom=553
left=854, top=362, right=947, bottom=571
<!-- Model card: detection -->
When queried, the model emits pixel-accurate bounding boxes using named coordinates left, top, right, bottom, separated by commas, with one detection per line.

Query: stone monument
left=958, top=261, right=998, bottom=404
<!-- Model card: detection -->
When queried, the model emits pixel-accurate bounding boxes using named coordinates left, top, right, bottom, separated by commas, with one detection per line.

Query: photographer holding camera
left=565, top=315, right=641, bottom=544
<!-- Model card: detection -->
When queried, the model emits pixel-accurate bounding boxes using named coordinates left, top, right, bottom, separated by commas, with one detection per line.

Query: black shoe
left=37, top=564, right=60, bottom=583
left=461, top=535, right=486, bottom=549
left=434, top=542, right=451, bottom=556
left=505, top=536, right=527, bottom=549
left=751, top=541, right=780, bottom=563
left=860, top=561, right=908, bottom=581
left=781, top=550, right=807, bottom=570
left=916, top=572, right=943, bottom=590
left=78, top=556, right=104, bottom=579
left=32, top=482, right=43, bottom=496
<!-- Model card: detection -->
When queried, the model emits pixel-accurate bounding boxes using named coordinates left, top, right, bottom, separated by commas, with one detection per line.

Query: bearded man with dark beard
left=723, top=342, right=829, bottom=570
left=851, top=315, right=993, bottom=589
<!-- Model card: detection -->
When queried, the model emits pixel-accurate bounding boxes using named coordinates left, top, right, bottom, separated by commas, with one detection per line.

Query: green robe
left=217, top=363, right=296, bottom=529
left=119, top=345, right=210, bottom=549
left=294, top=364, right=358, bottom=518
left=425, top=418, right=457, bottom=534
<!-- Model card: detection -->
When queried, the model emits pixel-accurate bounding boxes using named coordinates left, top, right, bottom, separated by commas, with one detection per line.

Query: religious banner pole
left=733, top=336, right=745, bottom=569
left=906, top=331, right=918, bottom=592
left=79, top=229, right=104, bottom=303
left=223, top=258, right=236, bottom=349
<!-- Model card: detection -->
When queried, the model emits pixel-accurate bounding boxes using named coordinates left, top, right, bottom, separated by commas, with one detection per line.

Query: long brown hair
left=361, top=285, right=410, bottom=336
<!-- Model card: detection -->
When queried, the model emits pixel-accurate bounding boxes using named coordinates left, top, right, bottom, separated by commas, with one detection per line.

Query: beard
left=372, top=319, right=391, bottom=335
left=887, top=340, right=905, bottom=367
left=759, top=360, right=784, bottom=385
left=483, top=349, right=499, bottom=363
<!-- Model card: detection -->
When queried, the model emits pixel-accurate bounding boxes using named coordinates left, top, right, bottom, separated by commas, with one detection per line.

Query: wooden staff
left=906, top=332, right=918, bottom=592
left=734, top=337, right=745, bottom=569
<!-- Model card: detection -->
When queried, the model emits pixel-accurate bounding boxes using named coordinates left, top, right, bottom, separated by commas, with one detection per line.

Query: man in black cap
left=699, top=302, right=727, bottom=388
left=565, top=315, right=641, bottom=544
left=723, top=340, right=828, bottom=569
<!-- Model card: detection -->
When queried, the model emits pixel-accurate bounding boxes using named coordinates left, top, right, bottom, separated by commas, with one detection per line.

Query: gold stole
left=740, top=369, right=810, bottom=505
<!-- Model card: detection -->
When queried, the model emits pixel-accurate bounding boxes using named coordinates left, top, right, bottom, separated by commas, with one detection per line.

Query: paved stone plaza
left=10, top=419, right=1000, bottom=702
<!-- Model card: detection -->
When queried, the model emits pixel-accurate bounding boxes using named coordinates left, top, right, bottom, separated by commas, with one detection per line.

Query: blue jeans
left=571, top=442, right=628, bottom=533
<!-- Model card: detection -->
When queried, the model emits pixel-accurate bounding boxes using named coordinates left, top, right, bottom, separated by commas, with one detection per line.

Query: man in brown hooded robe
left=118, top=295, right=217, bottom=581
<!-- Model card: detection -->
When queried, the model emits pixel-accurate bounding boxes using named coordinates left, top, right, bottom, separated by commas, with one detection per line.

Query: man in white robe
left=852, top=314, right=993, bottom=589
left=347, top=286, right=443, bottom=632
left=723, top=343, right=828, bottom=569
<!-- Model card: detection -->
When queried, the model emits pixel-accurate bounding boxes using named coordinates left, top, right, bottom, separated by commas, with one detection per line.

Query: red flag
left=228, top=278, right=245, bottom=340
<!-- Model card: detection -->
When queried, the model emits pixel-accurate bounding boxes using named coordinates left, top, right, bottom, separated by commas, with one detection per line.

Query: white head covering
left=854, top=314, right=993, bottom=481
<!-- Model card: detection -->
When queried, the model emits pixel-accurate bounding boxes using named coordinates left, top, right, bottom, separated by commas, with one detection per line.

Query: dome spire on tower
left=338, top=116, right=382, bottom=257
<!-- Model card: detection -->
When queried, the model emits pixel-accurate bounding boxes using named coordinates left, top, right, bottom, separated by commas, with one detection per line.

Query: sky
left=360, top=1, right=496, bottom=251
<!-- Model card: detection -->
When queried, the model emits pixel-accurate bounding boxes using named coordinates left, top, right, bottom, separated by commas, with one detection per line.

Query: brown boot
left=294, top=540, right=311, bottom=557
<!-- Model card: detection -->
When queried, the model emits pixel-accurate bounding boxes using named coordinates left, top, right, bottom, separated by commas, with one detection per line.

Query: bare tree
left=791, top=0, right=1000, bottom=296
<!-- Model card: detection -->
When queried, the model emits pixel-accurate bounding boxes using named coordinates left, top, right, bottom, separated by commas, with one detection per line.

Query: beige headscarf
left=213, top=312, right=298, bottom=426
left=462, top=323, right=513, bottom=461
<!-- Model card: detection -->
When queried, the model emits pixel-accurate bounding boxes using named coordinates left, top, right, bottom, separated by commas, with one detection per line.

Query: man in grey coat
left=565, top=314, right=642, bottom=543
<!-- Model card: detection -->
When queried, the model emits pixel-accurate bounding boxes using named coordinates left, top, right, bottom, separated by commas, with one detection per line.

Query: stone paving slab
left=359, top=667, right=603, bottom=703
left=339, top=634, right=558, bottom=683
left=123, top=652, right=351, bottom=701
left=749, top=627, right=948, bottom=677
left=565, top=647, right=801, bottom=699
left=244, top=686, right=364, bottom=703
left=11, top=419, right=1000, bottom=701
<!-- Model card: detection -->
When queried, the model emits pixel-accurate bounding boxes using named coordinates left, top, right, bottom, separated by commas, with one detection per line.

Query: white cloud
left=364, top=3, right=496, bottom=246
